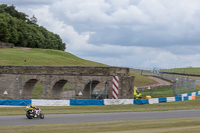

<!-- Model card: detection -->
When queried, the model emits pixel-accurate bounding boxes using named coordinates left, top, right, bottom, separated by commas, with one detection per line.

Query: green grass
left=162, top=67, right=200, bottom=75
left=129, top=71, right=155, bottom=87
left=32, top=82, right=43, bottom=99
left=141, top=86, right=174, bottom=98
left=0, top=48, right=107, bottom=66
left=1, top=117, right=200, bottom=133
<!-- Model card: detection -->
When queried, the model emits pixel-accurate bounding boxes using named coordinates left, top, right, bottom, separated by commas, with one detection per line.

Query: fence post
left=173, top=80, right=177, bottom=95
left=90, top=80, right=92, bottom=99
left=43, top=82, right=46, bottom=99
left=67, top=82, right=69, bottom=100
left=105, top=81, right=107, bottom=99
left=16, top=78, right=20, bottom=99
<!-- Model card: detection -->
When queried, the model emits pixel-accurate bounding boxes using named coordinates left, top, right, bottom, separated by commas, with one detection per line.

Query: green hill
left=0, top=48, right=107, bottom=66
left=161, top=67, right=200, bottom=76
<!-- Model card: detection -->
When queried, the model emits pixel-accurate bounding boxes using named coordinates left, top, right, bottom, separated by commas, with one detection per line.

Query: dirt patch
left=138, top=76, right=172, bottom=89
left=148, top=76, right=172, bottom=86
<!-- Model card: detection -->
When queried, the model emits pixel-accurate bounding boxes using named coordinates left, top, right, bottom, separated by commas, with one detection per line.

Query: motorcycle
left=25, top=105, right=44, bottom=119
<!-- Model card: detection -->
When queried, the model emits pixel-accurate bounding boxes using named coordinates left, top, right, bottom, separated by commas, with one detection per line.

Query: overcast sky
left=1, top=0, right=200, bottom=69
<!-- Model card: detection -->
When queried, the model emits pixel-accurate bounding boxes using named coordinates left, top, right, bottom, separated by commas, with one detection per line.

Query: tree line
left=0, top=4, right=66, bottom=51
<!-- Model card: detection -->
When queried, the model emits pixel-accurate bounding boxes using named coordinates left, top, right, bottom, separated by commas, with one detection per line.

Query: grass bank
left=0, top=48, right=106, bottom=66
left=1, top=117, right=200, bottom=133
left=129, top=71, right=155, bottom=87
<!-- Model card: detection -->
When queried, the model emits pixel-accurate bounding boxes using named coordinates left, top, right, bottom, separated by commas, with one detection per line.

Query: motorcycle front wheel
left=40, top=113, right=44, bottom=119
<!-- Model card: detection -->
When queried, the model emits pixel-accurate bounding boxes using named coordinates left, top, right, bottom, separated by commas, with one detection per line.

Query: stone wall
left=0, top=42, right=14, bottom=48
left=0, top=66, right=130, bottom=76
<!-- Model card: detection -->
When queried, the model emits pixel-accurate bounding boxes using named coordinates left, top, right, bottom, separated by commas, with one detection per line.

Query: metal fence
left=138, top=78, right=196, bottom=98
left=131, top=68, right=196, bottom=98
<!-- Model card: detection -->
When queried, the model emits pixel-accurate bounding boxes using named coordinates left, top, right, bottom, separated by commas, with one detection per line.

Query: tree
left=30, top=15, right=37, bottom=24
left=0, top=13, right=11, bottom=42
left=0, top=20, right=10, bottom=42
left=0, top=4, right=66, bottom=51
left=0, top=4, right=28, bottom=21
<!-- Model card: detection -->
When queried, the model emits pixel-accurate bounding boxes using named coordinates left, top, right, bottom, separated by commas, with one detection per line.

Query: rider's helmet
left=28, top=105, right=35, bottom=110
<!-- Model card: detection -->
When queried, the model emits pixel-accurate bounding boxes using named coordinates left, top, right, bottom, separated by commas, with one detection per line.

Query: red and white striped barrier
left=112, top=76, right=119, bottom=99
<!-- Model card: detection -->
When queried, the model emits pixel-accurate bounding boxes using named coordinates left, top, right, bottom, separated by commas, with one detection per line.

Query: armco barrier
left=1, top=91, right=199, bottom=106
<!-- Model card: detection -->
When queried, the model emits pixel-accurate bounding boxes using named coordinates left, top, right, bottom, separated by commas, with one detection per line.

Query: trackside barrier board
left=167, top=97, right=175, bottom=102
left=104, top=99, right=133, bottom=105
left=175, top=96, right=182, bottom=101
left=70, top=99, right=104, bottom=106
left=0, top=100, right=31, bottom=106
left=32, top=99, right=70, bottom=106
left=159, top=98, right=167, bottom=103
left=149, top=98, right=159, bottom=104
left=134, top=99, right=149, bottom=105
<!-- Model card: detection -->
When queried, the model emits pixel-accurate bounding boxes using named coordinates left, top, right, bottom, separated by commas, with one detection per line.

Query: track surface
left=1, top=110, right=200, bottom=126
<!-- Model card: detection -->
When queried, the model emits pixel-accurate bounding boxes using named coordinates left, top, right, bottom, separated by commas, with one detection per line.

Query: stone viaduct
left=0, top=66, right=134, bottom=99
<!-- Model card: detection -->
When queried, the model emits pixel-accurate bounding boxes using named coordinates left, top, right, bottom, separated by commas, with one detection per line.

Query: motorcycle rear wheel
left=26, top=113, right=33, bottom=119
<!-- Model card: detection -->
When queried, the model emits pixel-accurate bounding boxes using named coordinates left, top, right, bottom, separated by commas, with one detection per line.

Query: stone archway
left=51, top=80, right=68, bottom=99
left=82, top=80, right=100, bottom=99
left=22, top=79, right=39, bottom=99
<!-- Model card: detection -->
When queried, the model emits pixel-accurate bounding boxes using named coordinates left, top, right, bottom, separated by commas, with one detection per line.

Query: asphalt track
left=0, top=110, right=200, bottom=126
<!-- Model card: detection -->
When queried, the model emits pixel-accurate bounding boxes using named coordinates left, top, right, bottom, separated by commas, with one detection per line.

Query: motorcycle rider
left=27, top=105, right=38, bottom=117
left=25, top=105, right=44, bottom=119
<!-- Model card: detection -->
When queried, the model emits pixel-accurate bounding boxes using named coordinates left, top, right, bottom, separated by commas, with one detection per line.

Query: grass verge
left=1, top=117, right=200, bottom=133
